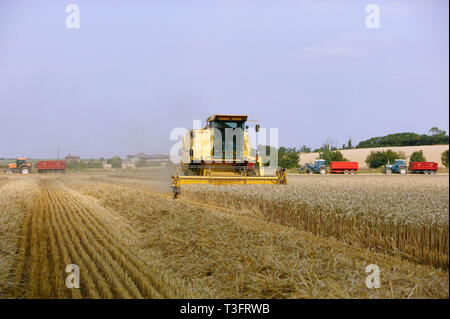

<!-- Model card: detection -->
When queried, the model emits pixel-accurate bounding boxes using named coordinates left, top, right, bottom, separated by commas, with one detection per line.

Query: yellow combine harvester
left=171, top=114, right=287, bottom=197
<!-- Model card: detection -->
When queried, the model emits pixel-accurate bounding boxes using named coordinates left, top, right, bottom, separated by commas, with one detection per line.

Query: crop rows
left=7, top=178, right=206, bottom=298
left=182, top=175, right=449, bottom=269
left=1, top=174, right=448, bottom=298
left=63, top=177, right=449, bottom=298
left=0, top=178, right=40, bottom=297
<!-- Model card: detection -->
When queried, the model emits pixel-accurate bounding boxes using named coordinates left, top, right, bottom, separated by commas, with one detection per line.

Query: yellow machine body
left=171, top=114, right=287, bottom=197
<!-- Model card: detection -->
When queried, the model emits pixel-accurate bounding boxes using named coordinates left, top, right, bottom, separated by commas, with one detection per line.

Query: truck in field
left=408, top=162, right=438, bottom=175
left=329, top=161, right=358, bottom=174
left=37, top=160, right=66, bottom=173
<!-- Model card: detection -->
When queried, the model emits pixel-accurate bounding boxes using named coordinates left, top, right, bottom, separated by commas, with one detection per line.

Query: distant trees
left=299, top=145, right=311, bottom=153
left=278, top=147, right=300, bottom=169
left=365, top=150, right=405, bottom=168
left=319, top=144, right=347, bottom=166
left=429, top=127, right=446, bottom=136
left=136, top=160, right=152, bottom=167
left=441, top=150, right=449, bottom=168
left=66, top=160, right=85, bottom=170
left=357, top=129, right=449, bottom=148
left=108, top=156, right=122, bottom=168
left=409, top=150, right=426, bottom=162
left=66, top=159, right=104, bottom=170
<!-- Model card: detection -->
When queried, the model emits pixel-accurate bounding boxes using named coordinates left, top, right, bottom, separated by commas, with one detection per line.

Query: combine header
left=171, top=114, right=287, bottom=197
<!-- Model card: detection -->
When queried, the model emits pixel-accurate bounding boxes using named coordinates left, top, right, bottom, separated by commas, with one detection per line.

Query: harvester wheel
left=21, top=167, right=30, bottom=174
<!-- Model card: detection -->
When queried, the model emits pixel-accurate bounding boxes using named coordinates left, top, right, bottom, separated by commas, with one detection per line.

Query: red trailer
left=37, top=160, right=66, bottom=173
left=408, top=162, right=438, bottom=175
left=329, top=161, right=358, bottom=174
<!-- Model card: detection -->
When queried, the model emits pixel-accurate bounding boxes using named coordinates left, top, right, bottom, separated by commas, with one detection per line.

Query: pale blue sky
left=0, top=0, right=448, bottom=158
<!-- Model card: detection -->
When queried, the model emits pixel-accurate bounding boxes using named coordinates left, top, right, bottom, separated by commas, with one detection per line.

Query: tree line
left=356, top=128, right=449, bottom=148
left=66, top=156, right=122, bottom=170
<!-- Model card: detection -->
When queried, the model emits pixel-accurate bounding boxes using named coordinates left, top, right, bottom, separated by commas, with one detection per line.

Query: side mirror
left=255, top=124, right=260, bottom=132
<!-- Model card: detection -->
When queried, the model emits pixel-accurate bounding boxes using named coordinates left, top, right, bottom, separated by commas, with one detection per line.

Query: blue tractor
left=383, top=159, right=408, bottom=174
left=299, top=159, right=327, bottom=175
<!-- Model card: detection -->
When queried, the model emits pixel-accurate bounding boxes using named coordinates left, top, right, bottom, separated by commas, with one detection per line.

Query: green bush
left=409, top=150, right=426, bottom=162
left=136, top=160, right=151, bottom=167
left=365, top=150, right=405, bottom=168
left=66, top=160, right=86, bottom=170
left=278, top=147, right=300, bottom=169
left=441, top=150, right=449, bottom=168
left=319, top=144, right=347, bottom=166
left=108, top=156, right=122, bottom=169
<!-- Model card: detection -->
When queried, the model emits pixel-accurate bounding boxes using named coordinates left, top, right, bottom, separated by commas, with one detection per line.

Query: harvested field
left=0, top=174, right=448, bottom=298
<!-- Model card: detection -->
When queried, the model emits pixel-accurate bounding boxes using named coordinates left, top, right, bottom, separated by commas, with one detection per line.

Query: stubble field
left=0, top=172, right=448, bottom=298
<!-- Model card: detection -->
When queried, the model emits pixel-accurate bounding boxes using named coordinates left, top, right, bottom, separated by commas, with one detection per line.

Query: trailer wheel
left=399, top=168, right=407, bottom=174
left=429, top=170, right=436, bottom=175
left=423, top=170, right=429, bottom=175
left=350, top=170, right=355, bottom=174
left=344, top=170, right=349, bottom=174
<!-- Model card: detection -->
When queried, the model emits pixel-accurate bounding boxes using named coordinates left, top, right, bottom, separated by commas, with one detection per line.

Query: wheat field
left=0, top=173, right=448, bottom=298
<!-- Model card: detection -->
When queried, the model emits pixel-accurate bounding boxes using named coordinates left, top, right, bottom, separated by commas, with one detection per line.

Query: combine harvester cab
left=171, top=114, right=287, bottom=198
